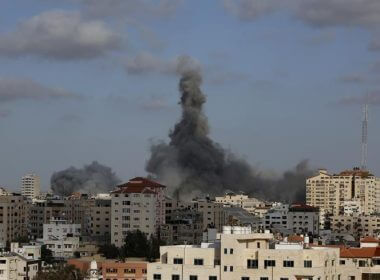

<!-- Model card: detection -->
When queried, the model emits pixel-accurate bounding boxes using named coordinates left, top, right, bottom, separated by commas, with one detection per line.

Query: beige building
left=148, top=228, right=343, bottom=280
left=166, top=198, right=227, bottom=232
left=215, top=193, right=267, bottom=216
left=111, top=177, right=166, bottom=248
left=21, top=174, right=40, bottom=200
left=0, top=191, right=27, bottom=247
left=331, top=215, right=380, bottom=238
left=0, top=253, right=39, bottom=280
left=84, top=194, right=111, bottom=243
left=306, top=168, right=380, bottom=215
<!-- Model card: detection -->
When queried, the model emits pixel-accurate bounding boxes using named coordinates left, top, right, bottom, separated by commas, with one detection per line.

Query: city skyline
left=1, top=0, right=380, bottom=190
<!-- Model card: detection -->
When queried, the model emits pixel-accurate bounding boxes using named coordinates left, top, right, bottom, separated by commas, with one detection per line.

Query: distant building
left=306, top=168, right=380, bottom=215
left=160, top=208, right=203, bottom=245
left=0, top=191, right=27, bottom=247
left=84, top=195, right=111, bottom=243
left=21, top=174, right=40, bottom=200
left=111, top=177, right=166, bottom=248
left=331, top=215, right=380, bottom=238
left=215, top=193, right=268, bottom=216
left=43, top=217, right=81, bottom=240
left=0, top=253, right=40, bottom=280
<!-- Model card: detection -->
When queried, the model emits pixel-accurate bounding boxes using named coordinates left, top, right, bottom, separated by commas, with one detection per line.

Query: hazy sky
left=1, top=0, right=380, bottom=191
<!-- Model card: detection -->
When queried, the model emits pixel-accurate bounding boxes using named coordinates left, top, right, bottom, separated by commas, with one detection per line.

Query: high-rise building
left=0, top=190, right=27, bottom=246
left=21, top=174, right=40, bottom=200
left=306, top=168, right=380, bottom=215
left=111, top=177, right=166, bottom=248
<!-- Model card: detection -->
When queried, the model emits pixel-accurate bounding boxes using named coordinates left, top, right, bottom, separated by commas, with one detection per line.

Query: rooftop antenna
left=361, top=96, right=369, bottom=170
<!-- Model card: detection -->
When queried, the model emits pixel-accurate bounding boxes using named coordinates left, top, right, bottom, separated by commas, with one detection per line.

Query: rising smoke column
left=51, top=161, right=121, bottom=196
left=146, top=63, right=314, bottom=202
left=146, top=69, right=261, bottom=198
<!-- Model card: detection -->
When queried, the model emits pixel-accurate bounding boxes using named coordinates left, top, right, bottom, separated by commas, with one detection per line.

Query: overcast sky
left=1, top=0, right=380, bottom=191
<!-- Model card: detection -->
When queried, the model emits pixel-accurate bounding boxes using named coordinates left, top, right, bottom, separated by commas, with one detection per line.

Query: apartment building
left=21, top=174, right=40, bottom=200
left=102, top=260, right=148, bottom=280
left=43, top=217, right=81, bottom=240
left=28, top=195, right=87, bottom=240
left=166, top=197, right=227, bottom=232
left=0, top=191, right=27, bottom=247
left=43, top=236, right=80, bottom=259
left=148, top=227, right=341, bottom=280
left=215, top=193, right=267, bottom=215
left=306, top=168, right=380, bottom=215
left=161, top=208, right=203, bottom=245
left=0, top=253, right=40, bottom=280
left=331, top=215, right=380, bottom=238
left=111, top=177, right=166, bottom=248
left=84, top=194, right=111, bottom=243
left=263, top=203, right=319, bottom=236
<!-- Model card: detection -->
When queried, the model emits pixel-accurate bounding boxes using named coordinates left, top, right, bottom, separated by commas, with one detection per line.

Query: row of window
left=154, top=275, right=294, bottom=280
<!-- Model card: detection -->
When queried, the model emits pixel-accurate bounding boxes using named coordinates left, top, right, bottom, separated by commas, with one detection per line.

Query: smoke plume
left=146, top=66, right=313, bottom=202
left=51, top=161, right=121, bottom=196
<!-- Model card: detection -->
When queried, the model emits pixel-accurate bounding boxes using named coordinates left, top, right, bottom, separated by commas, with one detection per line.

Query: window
left=190, top=276, right=198, bottom=280
left=224, top=248, right=227, bottom=254
left=209, top=277, right=217, bottom=280
left=224, top=266, right=227, bottom=272
left=339, top=260, right=345, bottom=265
left=304, top=260, right=312, bottom=268
left=174, top=258, right=183, bottom=264
left=358, top=260, right=366, bottom=267
left=172, top=275, right=180, bottom=280
left=242, top=278, right=249, bottom=280
left=280, top=278, right=289, bottom=280
left=264, top=260, right=275, bottom=268
left=257, top=242, right=260, bottom=248
left=230, top=248, right=233, bottom=254
left=260, top=278, right=269, bottom=280
left=230, top=266, right=233, bottom=272
left=283, top=260, right=294, bottom=267
left=247, top=259, right=258, bottom=269
left=153, top=274, right=161, bottom=280
left=194, top=259, right=203, bottom=265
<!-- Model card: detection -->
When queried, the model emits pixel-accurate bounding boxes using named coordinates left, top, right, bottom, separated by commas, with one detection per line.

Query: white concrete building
left=148, top=227, right=341, bottom=280
left=43, top=236, right=80, bottom=259
left=111, top=177, right=166, bottom=248
left=21, top=174, right=40, bottom=200
left=215, top=193, right=267, bottom=216
left=0, top=253, right=39, bottom=280
left=43, top=217, right=81, bottom=240
left=10, top=242, right=41, bottom=260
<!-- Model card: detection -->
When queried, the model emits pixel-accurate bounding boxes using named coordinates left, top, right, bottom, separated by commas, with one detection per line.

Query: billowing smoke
left=51, top=161, right=121, bottom=196
left=146, top=65, right=314, bottom=202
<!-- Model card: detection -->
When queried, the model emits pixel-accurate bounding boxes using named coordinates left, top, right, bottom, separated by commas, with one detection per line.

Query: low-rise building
left=148, top=227, right=341, bottom=280
left=0, top=253, right=40, bottom=280
left=43, top=217, right=81, bottom=240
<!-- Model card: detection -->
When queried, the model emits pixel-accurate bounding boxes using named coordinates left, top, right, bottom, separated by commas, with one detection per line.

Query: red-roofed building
left=111, top=177, right=166, bottom=247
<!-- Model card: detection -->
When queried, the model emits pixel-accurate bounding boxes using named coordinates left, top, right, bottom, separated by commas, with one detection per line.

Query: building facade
left=84, top=195, right=111, bottom=243
left=111, top=177, right=166, bottom=248
left=148, top=228, right=341, bottom=280
left=0, top=192, right=27, bottom=247
left=21, top=174, right=40, bottom=200
left=306, top=168, right=380, bottom=215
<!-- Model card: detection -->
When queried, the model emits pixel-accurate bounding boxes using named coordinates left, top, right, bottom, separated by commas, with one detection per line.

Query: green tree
left=148, top=235, right=166, bottom=261
left=121, top=230, right=150, bottom=258
left=41, top=245, right=54, bottom=264
left=33, top=265, right=83, bottom=280
left=98, top=244, right=120, bottom=259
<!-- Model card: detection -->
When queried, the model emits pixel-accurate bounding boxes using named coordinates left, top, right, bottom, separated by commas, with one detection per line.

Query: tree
left=121, top=230, right=150, bottom=258
left=33, top=265, right=84, bottom=280
left=148, top=235, right=166, bottom=261
left=98, top=244, right=120, bottom=259
left=73, top=251, right=81, bottom=258
left=41, top=245, right=54, bottom=264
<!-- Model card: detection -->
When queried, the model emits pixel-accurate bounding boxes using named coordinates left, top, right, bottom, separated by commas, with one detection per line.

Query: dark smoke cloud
left=146, top=69, right=314, bottom=202
left=51, top=161, right=121, bottom=196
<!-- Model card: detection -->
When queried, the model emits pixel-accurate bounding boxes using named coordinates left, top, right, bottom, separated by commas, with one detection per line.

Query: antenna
left=361, top=99, right=368, bottom=170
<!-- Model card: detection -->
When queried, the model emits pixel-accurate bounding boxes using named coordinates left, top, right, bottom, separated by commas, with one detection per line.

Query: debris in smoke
left=51, top=161, right=121, bottom=196
left=146, top=62, right=314, bottom=202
